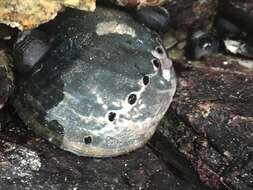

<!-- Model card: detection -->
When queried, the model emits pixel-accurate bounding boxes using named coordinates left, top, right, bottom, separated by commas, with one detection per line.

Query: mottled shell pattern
left=13, top=6, right=176, bottom=157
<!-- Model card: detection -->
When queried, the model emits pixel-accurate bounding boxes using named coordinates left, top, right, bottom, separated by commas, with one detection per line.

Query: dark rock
left=0, top=49, right=14, bottom=109
left=135, top=6, right=170, bottom=33
left=164, top=0, right=217, bottom=31
left=14, top=30, right=52, bottom=74
left=0, top=107, right=199, bottom=190
left=214, top=16, right=241, bottom=38
left=0, top=24, right=18, bottom=45
left=157, top=54, right=253, bottom=189
left=219, top=0, right=253, bottom=33
left=224, top=39, right=253, bottom=59
left=185, top=31, right=223, bottom=60
left=0, top=2, right=252, bottom=190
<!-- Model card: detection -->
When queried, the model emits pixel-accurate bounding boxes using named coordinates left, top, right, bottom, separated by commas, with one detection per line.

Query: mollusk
left=13, top=6, right=176, bottom=157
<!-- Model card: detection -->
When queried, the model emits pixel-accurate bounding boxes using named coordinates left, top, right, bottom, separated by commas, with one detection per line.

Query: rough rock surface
left=2, top=52, right=253, bottom=189
left=0, top=107, right=201, bottom=190
left=164, top=0, right=217, bottom=31
left=219, top=0, right=253, bottom=32
left=0, top=49, right=14, bottom=109
left=158, top=54, right=253, bottom=189
left=0, top=1, right=253, bottom=189
left=0, top=0, right=96, bottom=30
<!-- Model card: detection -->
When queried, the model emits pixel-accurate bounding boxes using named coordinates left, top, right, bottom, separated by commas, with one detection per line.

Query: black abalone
left=13, top=7, right=176, bottom=157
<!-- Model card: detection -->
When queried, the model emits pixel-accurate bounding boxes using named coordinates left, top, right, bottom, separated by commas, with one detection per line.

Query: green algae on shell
left=12, top=7, right=176, bottom=157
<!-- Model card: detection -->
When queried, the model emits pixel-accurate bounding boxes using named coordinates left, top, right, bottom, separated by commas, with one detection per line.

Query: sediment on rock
left=164, top=0, right=217, bottom=31
left=0, top=106, right=201, bottom=190
left=0, top=0, right=96, bottom=30
left=156, top=54, right=253, bottom=190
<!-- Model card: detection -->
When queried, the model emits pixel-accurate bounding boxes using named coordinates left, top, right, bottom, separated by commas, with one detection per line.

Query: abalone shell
left=13, top=7, right=176, bottom=157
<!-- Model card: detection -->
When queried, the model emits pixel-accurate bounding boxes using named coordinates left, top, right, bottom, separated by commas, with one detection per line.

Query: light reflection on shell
left=13, top=6, right=176, bottom=157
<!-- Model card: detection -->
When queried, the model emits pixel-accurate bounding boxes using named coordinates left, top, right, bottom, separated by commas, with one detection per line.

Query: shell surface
left=13, top=7, right=176, bottom=157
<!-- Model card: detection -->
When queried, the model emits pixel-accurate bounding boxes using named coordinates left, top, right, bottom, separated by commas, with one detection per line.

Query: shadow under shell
left=12, top=6, right=176, bottom=157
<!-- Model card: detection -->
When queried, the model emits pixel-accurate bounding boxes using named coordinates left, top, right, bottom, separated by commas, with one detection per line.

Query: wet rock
left=0, top=143, right=41, bottom=180
left=0, top=24, right=18, bottom=43
left=163, top=29, right=187, bottom=60
left=185, top=31, right=223, bottom=60
left=0, top=0, right=96, bottom=30
left=0, top=1, right=251, bottom=189
left=0, top=49, right=14, bottom=109
left=0, top=107, right=199, bottom=190
left=164, top=0, right=217, bottom=31
left=14, top=30, right=52, bottom=74
left=224, top=39, right=253, bottom=59
left=135, top=6, right=170, bottom=33
left=157, top=54, right=253, bottom=189
left=219, top=0, right=253, bottom=33
left=163, top=30, right=179, bottom=49
left=214, top=16, right=241, bottom=38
